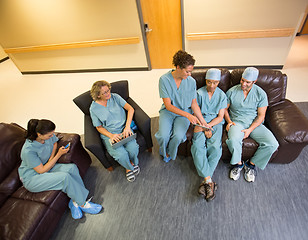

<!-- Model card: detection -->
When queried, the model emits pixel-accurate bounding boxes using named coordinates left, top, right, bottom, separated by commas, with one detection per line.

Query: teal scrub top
left=90, top=93, right=127, bottom=139
left=226, top=84, right=268, bottom=124
left=19, top=134, right=58, bottom=182
left=159, top=70, right=197, bottom=112
left=197, top=86, right=227, bottom=124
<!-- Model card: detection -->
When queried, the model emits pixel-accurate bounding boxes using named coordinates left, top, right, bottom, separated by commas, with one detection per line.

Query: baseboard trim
left=22, top=67, right=150, bottom=75
left=0, top=56, right=9, bottom=63
left=194, top=65, right=283, bottom=70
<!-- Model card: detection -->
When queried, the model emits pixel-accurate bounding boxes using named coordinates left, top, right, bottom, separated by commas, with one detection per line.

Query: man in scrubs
left=225, top=67, right=279, bottom=182
left=191, top=68, right=227, bottom=201
left=155, top=50, right=206, bottom=163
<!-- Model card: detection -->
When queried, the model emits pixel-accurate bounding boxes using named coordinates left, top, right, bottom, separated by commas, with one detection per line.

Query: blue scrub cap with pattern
left=242, top=67, right=259, bottom=81
left=205, top=68, right=221, bottom=81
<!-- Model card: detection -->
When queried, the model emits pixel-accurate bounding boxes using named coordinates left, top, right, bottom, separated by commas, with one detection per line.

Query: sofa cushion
left=12, top=187, right=60, bottom=206
left=0, top=198, right=48, bottom=240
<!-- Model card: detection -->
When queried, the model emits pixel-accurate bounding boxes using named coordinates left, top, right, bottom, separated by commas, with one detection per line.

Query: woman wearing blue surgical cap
left=155, top=50, right=206, bottom=163
left=90, top=80, right=140, bottom=182
left=191, top=68, right=227, bottom=201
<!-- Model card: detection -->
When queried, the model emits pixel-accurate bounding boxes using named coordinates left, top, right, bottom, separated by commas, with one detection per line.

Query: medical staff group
left=18, top=50, right=279, bottom=219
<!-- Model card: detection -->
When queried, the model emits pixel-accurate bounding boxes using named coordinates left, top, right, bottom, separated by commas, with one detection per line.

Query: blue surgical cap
left=242, top=67, right=259, bottom=81
left=206, top=68, right=221, bottom=81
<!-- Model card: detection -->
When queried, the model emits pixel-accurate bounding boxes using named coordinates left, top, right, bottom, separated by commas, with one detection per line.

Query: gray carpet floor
left=50, top=102, right=308, bottom=240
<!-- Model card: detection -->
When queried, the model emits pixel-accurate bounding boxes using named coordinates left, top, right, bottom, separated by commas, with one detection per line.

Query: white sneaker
left=244, top=165, right=256, bottom=182
left=230, top=164, right=244, bottom=181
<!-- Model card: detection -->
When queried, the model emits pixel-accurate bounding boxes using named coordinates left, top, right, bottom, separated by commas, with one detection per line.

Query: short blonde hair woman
left=89, top=80, right=140, bottom=182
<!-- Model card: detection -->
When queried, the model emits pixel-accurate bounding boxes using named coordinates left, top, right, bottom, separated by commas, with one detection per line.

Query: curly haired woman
left=155, top=50, right=206, bottom=163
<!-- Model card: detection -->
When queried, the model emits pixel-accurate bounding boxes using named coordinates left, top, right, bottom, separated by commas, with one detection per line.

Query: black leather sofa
left=0, top=122, right=92, bottom=240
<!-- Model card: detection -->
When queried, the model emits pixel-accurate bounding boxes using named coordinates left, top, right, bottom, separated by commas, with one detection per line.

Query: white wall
left=0, top=0, right=147, bottom=72
left=184, top=0, right=307, bottom=66
left=0, top=59, right=164, bottom=134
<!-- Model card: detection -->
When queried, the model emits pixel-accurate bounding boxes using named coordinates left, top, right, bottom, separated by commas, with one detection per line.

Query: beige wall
left=1, top=0, right=306, bottom=71
left=0, top=45, right=7, bottom=60
left=184, top=0, right=307, bottom=66
left=0, top=59, right=164, bottom=134
left=0, top=0, right=147, bottom=72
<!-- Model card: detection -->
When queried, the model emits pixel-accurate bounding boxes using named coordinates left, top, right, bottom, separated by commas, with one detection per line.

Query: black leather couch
left=178, top=68, right=308, bottom=164
left=73, top=80, right=153, bottom=171
left=0, top=122, right=92, bottom=240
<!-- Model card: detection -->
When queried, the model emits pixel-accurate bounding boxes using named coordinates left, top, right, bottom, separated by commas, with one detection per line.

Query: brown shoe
left=204, top=182, right=218, bottom=202
left=198, top=181, right=206, bottom=196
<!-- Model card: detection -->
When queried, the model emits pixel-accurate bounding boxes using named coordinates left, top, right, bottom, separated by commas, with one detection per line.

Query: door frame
left=135, top=0, right=185, bottom=70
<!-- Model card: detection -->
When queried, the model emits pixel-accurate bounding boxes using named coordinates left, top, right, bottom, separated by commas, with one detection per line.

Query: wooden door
left=301, top=16, right=308, bottom=34
left=299, top=5, right=308, bottom=35
left=140, top=0, right=182, bottom=69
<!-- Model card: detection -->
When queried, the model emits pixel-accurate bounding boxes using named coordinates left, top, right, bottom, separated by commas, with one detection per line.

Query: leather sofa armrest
left=127, top=98, right=153, bottom=149
left=266, top=99, right=308, bottom=145
left=55, top=131, right=92, bottom=178
left=56, top=133, right=81, bottom=163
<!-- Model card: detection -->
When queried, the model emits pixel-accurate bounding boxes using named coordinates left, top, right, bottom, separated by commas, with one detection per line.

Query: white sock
left=83, top=202, right=91, bottom=208
left=72, top=200, right=79, bottom=208
left=205, top=178, right=212, bottom=183
left=81, top=197, right=93, bottom=208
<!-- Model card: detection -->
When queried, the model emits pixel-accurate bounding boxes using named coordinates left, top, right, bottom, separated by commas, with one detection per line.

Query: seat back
left=73, top=80, right=129, bottom=115
left=0, top=123, right=25, bottom=206
left=191, top=68, right=231, bottom=93
left=230, top=69, right=287, bottom=106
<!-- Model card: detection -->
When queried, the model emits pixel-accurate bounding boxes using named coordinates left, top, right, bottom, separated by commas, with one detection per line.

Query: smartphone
left=64, top=143, right=70, bottom=149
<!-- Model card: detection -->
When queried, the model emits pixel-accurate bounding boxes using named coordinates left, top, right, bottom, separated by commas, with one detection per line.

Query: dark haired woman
left=155, top=50, right=206, bottom=162
left=18, top=119, right=102, bottom=219
left=89, top=80, right=140, bottom=182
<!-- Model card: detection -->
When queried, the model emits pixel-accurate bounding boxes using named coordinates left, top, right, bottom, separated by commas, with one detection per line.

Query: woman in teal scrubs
left=19, top=119, right=102, bottom=220
left=155, top=50, right=205, bottom=162
left=191, top=68, right=227, bottom=201
left=90, top=80, right=140, bottom=182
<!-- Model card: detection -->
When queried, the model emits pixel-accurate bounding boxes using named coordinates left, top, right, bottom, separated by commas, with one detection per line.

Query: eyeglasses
left=101, top=89, right=110, bottom=95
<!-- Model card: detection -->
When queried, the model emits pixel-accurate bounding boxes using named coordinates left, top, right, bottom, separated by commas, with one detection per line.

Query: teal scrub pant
left=155, top=109, right=190, bottom=160
left=23, top=163, right=89, bottom=206
left=103, top=138, right=139, bottom=171
left=191, top=124, right=223, bottom=178
left=226, top=122, right=279, bottom=170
